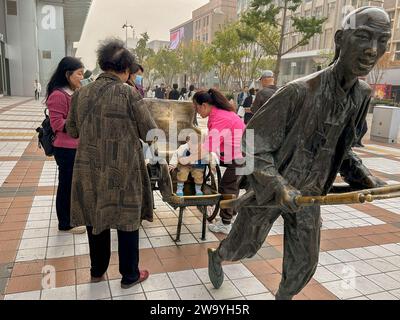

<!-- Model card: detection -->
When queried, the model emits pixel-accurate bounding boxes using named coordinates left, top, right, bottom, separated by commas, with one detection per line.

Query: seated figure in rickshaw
left=169, top=133, right=212, bottom=196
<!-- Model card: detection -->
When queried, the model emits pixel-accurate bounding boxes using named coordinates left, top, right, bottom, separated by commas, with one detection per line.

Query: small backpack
left=36, top=108, right=55, bottom=157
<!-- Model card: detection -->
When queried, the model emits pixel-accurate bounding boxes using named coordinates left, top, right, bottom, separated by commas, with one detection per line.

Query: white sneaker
left=208, top=220, right=232, bottom=235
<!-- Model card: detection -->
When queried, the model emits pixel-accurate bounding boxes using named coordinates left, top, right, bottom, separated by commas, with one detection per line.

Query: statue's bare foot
left=208, top=248, right=224, bottom=289
left=275, top=291, right=293, bottom=300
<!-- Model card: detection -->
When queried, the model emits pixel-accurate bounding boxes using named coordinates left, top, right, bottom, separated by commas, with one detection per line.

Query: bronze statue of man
left=208, top=7, right=392, bottom=300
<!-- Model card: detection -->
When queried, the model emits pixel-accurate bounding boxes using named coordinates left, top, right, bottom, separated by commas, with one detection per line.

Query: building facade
left=277, top=0, right=385, bottom=85
left=168, top=0, right=237, bottom=88
left=4, top=0, right=91, bottom=97
left=236, top=0, right=252, bottom=16
left=192, top=0, right=237, bottom=44
left=236, top=0, right=396, bottom=85
left=376, top=0, right=400, bottom=102
left=170, top=19, right=193, bottom=49
left=0, top=0, right=9, bottom=96
left=170, top=0, right=238, bottom=47
left=147, top=40, right=170, bottom=53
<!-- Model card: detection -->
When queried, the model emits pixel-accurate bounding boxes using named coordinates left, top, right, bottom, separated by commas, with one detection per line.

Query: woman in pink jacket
left=193, top=89, right=245, bottom=235
left=46, top=57, right=85, bottom=234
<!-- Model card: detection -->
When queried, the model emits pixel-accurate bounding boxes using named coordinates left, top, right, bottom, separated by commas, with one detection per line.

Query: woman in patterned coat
left=66, top=39, right=157, bottom=289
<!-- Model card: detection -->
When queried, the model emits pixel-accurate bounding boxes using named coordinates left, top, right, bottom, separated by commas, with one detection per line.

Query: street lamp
left=122, top=21, right=134, bottom=48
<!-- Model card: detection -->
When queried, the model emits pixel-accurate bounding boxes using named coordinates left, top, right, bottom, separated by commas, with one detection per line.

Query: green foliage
left=371, top=98, right=396, bottom=106
left=148, top=48, right=182, bottom=85
left=133, top=32, right=154, bottom=65
left=243, top=0, right=327, bottom=82
left=207, top=23, right=242, bottom=89
left=178, top=41, right=213, bottom=86
left=206, top=21, right=276, bottom=89
left=317, top=50, right=335, bottom=69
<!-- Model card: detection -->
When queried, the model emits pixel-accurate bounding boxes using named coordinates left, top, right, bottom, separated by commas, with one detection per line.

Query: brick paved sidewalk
left=1, top=97, right=400, bottom=300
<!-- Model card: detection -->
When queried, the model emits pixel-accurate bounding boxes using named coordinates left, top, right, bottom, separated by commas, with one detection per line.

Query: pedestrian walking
left=34, top=80, right=42, bottom=100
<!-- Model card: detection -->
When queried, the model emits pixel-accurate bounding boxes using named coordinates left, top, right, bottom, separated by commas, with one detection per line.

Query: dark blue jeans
left=53, top=147, right=76, bottom=230
left=87, top=227, right=140, bottom=285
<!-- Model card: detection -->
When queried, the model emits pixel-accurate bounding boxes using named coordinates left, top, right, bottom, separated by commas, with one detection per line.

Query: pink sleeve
left=202, top=117, right=227, bottom=153
left=47, top=91, right=68, bottom=133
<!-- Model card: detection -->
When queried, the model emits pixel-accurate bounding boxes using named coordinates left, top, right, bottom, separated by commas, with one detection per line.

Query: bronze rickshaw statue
left=141, top=100, right=400, bottom=244
left=141, top=99, right=226, bottom=242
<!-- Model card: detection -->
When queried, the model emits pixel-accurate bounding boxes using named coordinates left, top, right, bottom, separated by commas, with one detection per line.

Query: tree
left=235, top=21, right=278, bottom=85
left=142, top=50, right=157, bottom=89
left=178, top=41, right=213, bottom=87
left=133, top=32, right=154, bottom=65
left=243, top=0, right=327, bottom=83
left=149, top=48, right=182, bottom=85
left=206, top=24, right=242, bottom=90
left=316, top=50, right=335, bottom=69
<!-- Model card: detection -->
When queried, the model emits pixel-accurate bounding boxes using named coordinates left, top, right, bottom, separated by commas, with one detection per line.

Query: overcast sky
left=75, top=0, right=209, bottom=69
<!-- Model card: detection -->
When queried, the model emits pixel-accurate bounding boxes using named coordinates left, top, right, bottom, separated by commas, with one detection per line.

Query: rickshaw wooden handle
left=219, top=185, right=400, bottom=210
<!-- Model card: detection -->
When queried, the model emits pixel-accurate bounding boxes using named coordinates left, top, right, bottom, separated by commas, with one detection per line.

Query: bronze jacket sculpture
left=246, top=66, right=373, bottom=206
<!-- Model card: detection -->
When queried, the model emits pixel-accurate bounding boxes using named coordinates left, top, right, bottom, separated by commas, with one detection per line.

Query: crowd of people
left=149, top=83, right=196, bottom=101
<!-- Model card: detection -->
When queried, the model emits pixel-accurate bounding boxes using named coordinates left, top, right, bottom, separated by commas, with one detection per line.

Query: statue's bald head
left=342, top=6, right=391, bottom=32
left=330, top=6, right=392, bottom=77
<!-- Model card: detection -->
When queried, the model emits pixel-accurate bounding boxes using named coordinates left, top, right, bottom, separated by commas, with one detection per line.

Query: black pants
left=87, top=226, right=140, bottom=284
left=53, top=147, right=76, bottom=230
left=244, top=112, right=253, bottom=124
left=35, top=90, right=40, bottom=100
left=219, top=161, right=242, bottom=225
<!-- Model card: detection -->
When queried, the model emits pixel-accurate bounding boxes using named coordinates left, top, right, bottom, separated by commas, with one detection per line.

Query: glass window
left=327, top=2, right=335, bottom=16
left=6, top=0, right=17, bottom=15
left=398, top=10, right=400, bottom=28
left=315, top=6, right=322, bottom=18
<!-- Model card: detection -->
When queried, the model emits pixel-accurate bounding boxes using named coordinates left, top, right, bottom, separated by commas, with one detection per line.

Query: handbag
left=237, top=105, right=245, bottom=118
left=36, top=108, right=55, bottom=157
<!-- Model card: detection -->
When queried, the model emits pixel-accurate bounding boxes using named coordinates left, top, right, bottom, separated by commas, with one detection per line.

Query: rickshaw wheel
left=197, top=164, right=221, bottom=222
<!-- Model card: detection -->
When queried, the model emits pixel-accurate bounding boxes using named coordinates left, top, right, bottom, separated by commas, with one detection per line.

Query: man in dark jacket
left=168, top=83, right=180, bottom=100
left=208, top=6, right=391, bottom=300
left=251, top=70, right=278, bottom=114
left=155, top=83, right=166, bottom=99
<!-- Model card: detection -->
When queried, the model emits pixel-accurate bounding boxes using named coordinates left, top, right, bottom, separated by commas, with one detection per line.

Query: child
left=169, top=134, right=206, bottom=196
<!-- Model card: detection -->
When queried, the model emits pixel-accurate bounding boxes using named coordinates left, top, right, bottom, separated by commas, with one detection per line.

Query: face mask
left=80, top=79, right=91, bottom=87
left=135, top=75, right=143, bottom=86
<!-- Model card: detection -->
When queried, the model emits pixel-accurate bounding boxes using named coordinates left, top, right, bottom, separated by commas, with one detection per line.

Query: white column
left=6, top=0, right=40, bottom=96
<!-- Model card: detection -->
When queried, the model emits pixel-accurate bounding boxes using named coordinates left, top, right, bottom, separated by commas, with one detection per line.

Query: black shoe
left=121, top=270, right=149, bottom=289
